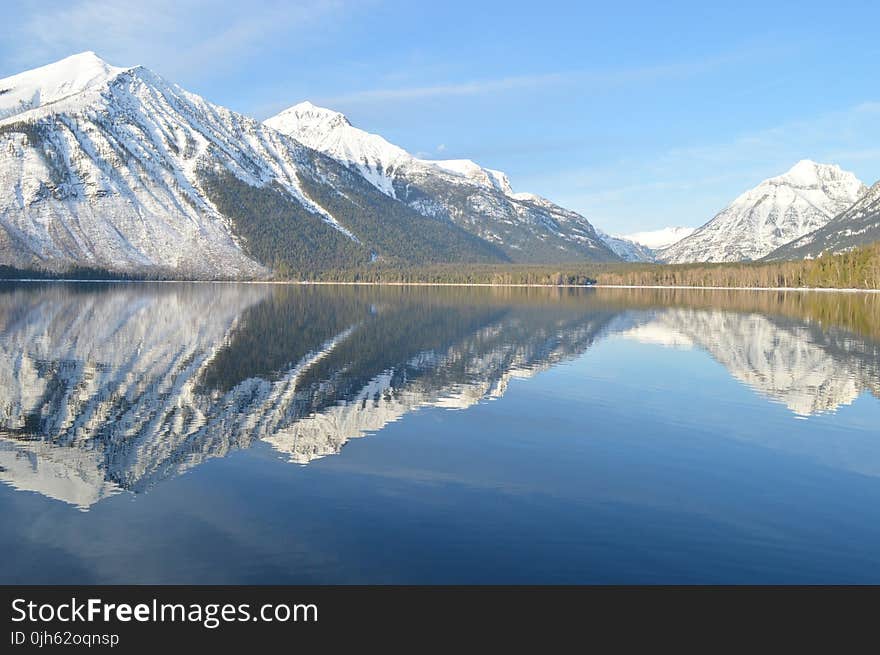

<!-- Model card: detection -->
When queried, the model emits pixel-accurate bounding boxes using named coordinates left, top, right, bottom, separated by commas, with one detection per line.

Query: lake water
left=1, top=282, right=879, bottom=584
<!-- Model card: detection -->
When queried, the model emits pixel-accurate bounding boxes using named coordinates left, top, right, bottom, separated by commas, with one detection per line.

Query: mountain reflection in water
left=0, top=282, right=878, bottom=509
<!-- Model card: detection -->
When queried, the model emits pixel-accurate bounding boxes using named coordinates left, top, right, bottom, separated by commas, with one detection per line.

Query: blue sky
left=3, top=0, right=879, bottom=233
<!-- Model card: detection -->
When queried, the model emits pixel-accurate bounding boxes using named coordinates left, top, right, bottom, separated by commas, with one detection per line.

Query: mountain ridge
left=658, top=160, right=867, bottom=263
left=7, top=53, right=878, bottom=276
left=0, top=53, right=616, bottom=279
left=764, top=180, right=880, bottom=261
left=623, top=226, right=695, bottom=250
left=265, top=100, right=619, bottom=263
left=596, top=230, right=656, bottom=262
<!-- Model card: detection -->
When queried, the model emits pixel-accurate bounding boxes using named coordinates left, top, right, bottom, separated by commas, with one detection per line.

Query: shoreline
left=1, top=278, right=878, bottom=292
left=594, top=284, right=880, bottom=293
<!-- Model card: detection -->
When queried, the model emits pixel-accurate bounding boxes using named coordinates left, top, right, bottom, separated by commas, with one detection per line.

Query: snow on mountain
left=765, top=180, right=880, bottom=260
left=0, top=51, right=125, bottom=121
left=263, top=100, right=408, bottom=198
left=596, top=230, right=656, bottom=262
left=0, top=54, right=510, bottom=277
left=0, top=53, right=360, bottom=276
left=623, top=226, right=695, bottom=250
left=265, top=101, right=619, bottom=263
left=265, top=103, right=511, bottom=200
left=425, top=158, right=514, bottom=195
left=596, top=225, right=699, bottom=262
left=658, top=161, right=867, bottom=263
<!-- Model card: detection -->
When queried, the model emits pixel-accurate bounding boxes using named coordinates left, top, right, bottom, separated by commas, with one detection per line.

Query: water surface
left=1, top=283, right=879, bottom=583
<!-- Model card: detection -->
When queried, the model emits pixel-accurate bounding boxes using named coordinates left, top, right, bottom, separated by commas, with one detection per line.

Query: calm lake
left=1, top=282, right=879, bottom=584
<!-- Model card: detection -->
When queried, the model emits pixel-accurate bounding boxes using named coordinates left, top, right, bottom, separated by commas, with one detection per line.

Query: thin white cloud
left=321, top=72, right=570, bottom=105
left=317, top=45, right=793, bottom=107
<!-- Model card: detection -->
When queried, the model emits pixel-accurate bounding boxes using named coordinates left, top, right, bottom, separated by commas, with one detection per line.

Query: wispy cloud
left=320, top=72, right=571, bottom=105
left=317, top=44, right=793, bottom=107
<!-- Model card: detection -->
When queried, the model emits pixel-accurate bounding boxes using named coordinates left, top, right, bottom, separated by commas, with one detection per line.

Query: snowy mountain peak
left=266, top=104, right=524, bottom=197
left=63, top=50, right=115, bottom=68
left=787, top=158, right=820, bottom=175
left=267, top=100, right=543, bottom=200
left=268, top=100, right=352, bottom=131
left=0, top=51, right=126, bottom=121
left=659, top=161, right=867, bottom=263
left=265, top=101, right=410, bottom=197
left=766, top=159, right=860, bottom=191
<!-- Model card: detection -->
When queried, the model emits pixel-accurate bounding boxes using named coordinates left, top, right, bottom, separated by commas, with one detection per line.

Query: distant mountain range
left=659, top=161, right=873, bottom=264
left=0, top=53, right=616, bottom=279
left=600, top=163, right=880, bottom=265
left=624, top=227, right=696, bottom=250
left=595, top=230, right=657, bottom=262
left=1, top=52, right=877, bottom=277
left=596, top=226, right=696, bottom=262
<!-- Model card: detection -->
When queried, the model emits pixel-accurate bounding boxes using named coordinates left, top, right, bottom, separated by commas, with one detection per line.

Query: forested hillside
left=277, top=241, right=880, bottom=288
left=595, top=241, right=880, bottom=289
left=3, top=241, right=878, bottom=290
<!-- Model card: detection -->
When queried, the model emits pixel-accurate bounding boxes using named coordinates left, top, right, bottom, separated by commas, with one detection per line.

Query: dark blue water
left=1, top=283, right=879, bottom=583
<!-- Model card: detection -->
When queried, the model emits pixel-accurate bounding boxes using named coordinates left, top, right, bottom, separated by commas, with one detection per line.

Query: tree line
left=592, top=241, right=880, bottom=290
left=2, top=241, right=878, bottom=290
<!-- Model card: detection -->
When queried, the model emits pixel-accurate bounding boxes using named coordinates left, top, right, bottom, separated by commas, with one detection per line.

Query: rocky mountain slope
left=0, top=53, right=566, bottom=278
left=658, top=161, right=866, bottom=263
left=596, top=230, right=656, bottom=262
left=595, top=225, right=700, bottom=263
left=264, top=102, right=618, bottom=263
left=765, top=180, right=880, bottom=261
left=623, top=226, right=695, bottom=250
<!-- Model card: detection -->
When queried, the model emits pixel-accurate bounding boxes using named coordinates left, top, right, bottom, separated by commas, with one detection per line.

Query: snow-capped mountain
left=0, top=53, right=522, bottom=277
left=0, top=52, right=291, bottom=277
left=595, top=225, right=699, bottom=262
left=658, top=161, right=867, bottom=263
left=265, top=102, right=618, bottom=263
left=596, top=230, right=656, bottom=262
left=765, top=180, right=880, bottom=260
left=623, top=226, right=695, bottom=250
